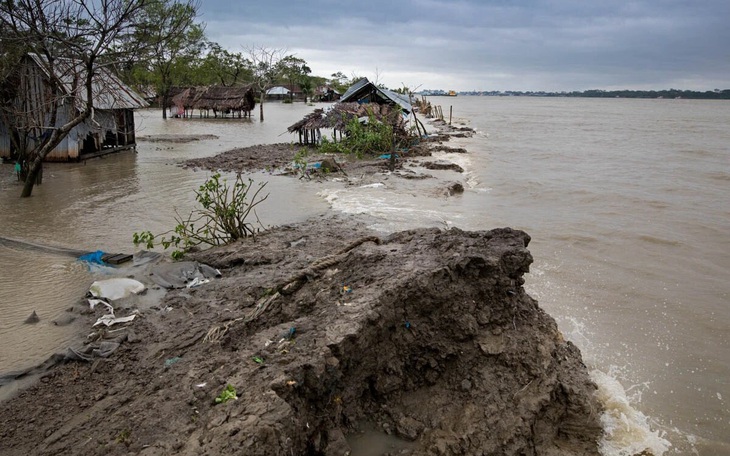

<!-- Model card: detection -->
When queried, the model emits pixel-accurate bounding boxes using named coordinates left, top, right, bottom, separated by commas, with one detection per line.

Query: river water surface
left=0, top=98, right=727, bottom=455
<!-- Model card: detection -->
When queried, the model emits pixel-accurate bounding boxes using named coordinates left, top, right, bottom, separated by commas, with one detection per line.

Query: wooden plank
left=101, top=253, right=133, bottom=265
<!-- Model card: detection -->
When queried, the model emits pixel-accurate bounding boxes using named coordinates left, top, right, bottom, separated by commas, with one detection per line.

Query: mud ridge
left=0, top=216, right=602, bottom=455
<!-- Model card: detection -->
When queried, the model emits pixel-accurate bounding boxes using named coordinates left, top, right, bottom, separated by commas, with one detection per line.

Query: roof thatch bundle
left=172, top=85, right=256, bottom=113
left=287, top=102, right=405, bottom=134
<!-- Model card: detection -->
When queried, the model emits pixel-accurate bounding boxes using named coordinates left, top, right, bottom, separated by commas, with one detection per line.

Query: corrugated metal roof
left=266, top=86, right=290, bottom=95
left=340, top=77, right=412, bottom=113
left=28, top=54, right=148, bottom=110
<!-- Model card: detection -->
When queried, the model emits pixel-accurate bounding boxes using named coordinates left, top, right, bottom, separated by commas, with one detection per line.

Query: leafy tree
left=277, top=55, right=311, bottom=102
left=198, top=43, right=252, bottom=87
left=134, top=0, right=204, bottom=119
left=0, top=0, right=148, bottom=197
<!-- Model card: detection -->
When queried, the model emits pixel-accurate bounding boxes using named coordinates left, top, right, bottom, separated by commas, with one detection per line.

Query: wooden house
left=0, top=54, right=148, bottom=162
left=170, top=85, right=256, bottom=118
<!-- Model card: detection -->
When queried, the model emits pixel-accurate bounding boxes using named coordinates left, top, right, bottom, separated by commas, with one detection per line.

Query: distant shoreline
left=421, top=88, right=730, bottom=99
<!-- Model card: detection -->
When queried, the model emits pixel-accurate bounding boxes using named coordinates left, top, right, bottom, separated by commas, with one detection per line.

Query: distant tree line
left=457, top=89, right=730, bottom=99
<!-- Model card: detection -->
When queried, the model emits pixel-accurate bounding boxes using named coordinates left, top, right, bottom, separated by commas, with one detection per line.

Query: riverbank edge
left=0, top=117, right=606, bottom=455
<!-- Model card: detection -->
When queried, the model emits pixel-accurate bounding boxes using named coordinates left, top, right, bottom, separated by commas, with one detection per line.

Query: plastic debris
left=341, top=285, right=352, bottom=294
left=93, top=314, right=136, bottom=327
left=88, top=278, right=145, bottom=301
left=78, top=250, right=106, bottom=265
left=164, top=357, right=182, bottom=367
left=186, top=277, right=210, bottom=288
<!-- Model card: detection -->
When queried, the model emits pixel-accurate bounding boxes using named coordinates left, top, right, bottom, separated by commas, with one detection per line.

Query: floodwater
left=1, top=98, right=728, bottom=455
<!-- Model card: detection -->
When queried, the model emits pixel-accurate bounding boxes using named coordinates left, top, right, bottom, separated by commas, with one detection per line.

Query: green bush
left=320, top=114, right=396, bottom=159
left=133, top=173, right=268, bottom=259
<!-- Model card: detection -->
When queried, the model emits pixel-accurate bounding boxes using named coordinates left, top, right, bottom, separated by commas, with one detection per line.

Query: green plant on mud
left=292, top=147, right=310, bottom=177
left=133, top=173, right=268, bottom=259
left=319, top=113, right=397, bottom=159
left=214, top=384, right=238, bottom=404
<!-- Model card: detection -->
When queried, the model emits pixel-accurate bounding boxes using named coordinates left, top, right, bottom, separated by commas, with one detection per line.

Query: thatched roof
left=172, top=85, right=256, bottom=112
left=287, top=102, right=405, bottom=134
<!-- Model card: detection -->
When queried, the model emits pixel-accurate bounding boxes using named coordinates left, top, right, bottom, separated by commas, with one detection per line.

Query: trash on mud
left=214, top=384, right=238, bottom=404
left=93, top=313, right=137, bottom=327
left=78, top=250, right=106, bottom=265
left=150, top=261, right=221, bottom=289
left=88, top=278, right=146, bottom=301
left=164, top=357, right=182, bottom=367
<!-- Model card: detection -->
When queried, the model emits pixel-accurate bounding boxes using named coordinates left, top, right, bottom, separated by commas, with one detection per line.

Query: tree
left=245, top=45, right=286, bottom=121
left=277, top=55, right=311, bottom=102
left=0, top=0, right=148, bottom=197
left=199, top=43, right=252, bottom=87
left=134, top=0, right=204, bottom=119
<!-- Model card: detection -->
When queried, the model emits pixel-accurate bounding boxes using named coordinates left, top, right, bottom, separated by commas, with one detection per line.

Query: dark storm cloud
left=200, top=0, right=730, bottom=91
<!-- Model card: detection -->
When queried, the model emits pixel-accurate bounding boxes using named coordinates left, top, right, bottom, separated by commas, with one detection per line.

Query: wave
left=592, top=369, right=673, bottom=456
left=636, top=235, right=681, bottom=247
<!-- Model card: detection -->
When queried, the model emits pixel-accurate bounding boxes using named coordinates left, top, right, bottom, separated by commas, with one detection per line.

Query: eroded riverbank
left=0, top=215, right=603, bottom=455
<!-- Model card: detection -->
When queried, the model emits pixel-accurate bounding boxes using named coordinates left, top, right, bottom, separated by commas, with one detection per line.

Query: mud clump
left=0, top=217, right=602, bottom=455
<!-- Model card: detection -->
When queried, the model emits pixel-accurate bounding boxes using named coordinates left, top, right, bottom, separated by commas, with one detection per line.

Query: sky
left=200, top=0, right=730, bottom=92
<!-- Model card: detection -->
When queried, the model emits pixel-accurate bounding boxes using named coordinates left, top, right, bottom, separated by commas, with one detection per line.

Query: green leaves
left=214, top=384, right=237, bottom=404
left=132, top=173, right=268, bottom=259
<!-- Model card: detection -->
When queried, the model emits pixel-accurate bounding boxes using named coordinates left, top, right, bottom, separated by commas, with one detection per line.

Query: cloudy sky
left=201, top=0, right=730, bottom=92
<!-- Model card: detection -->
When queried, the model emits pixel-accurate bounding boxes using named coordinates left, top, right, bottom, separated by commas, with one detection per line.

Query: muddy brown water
left=0, top=98, right=728, bottom=455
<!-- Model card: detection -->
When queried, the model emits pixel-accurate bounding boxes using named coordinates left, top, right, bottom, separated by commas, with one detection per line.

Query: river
left=1, top=98, right=728, bottom=455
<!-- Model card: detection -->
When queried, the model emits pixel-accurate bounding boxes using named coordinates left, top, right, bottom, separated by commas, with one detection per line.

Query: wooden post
left=449, top=105, right=452, bottom=125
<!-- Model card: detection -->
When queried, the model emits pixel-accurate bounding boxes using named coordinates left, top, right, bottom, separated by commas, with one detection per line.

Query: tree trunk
left=259, top=90, right=265, bottom=122
left=162, top=93, right=169, bottom=119
left=20, top=155, right=43, bottom=197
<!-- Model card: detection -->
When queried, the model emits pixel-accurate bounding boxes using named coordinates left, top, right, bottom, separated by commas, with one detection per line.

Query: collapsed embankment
left=0, top=216, right=603, bottom=455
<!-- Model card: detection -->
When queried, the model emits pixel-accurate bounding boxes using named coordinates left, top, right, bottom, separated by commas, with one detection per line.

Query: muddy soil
left=180, top=121, right=473, bottom=179
left=0, top=215, right=603, bottom=455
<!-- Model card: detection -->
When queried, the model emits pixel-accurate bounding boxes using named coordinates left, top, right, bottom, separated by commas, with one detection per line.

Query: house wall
left=1, top=57, right=140, bottom=162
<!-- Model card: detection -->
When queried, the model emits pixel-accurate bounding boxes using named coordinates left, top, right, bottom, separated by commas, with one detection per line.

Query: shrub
left=133, top=173, right=268, bottom=259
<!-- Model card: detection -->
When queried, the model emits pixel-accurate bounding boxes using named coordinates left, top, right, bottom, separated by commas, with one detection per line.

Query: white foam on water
left=591, top=368, right=673, bottom=456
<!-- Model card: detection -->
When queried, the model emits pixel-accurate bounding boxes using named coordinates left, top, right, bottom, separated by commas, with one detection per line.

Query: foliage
left=131, top=0, right=204, bottom=118
left=214, top=384, right=237, bottom=404
left=319, top=113, right=397, bottom=159
left=277, top=55, right=311, bottom=102
left=133, top=173, right=268, bottom=259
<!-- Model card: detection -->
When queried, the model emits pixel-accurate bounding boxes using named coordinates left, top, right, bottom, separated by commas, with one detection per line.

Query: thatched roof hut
left=171, top=85, right=256, bottom=118
left=287, top=102, right=406, bottom=145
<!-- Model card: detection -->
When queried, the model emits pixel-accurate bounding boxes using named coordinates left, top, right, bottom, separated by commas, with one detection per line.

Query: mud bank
left=180, top=120, right=473, bottom=179
left=0, top=216, right=602, bottom=455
